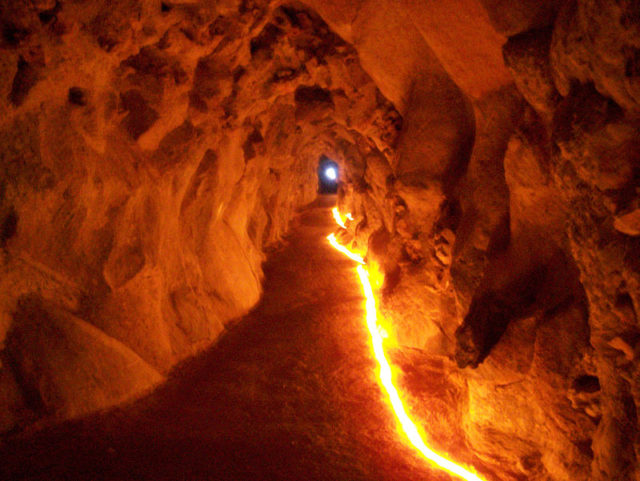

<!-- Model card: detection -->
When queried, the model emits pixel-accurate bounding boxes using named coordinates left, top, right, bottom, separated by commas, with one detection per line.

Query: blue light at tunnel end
left=324, top=166, right=337, bottom=181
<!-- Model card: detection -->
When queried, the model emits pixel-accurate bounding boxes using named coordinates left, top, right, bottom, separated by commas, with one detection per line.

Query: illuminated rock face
left=311, top=1, right=639, bottom=480
left=0, top=0, right=398, bottom=433
left=0, top=1, right=638, bottom=480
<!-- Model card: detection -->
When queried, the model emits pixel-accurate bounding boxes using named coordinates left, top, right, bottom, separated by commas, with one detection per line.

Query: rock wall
left=313, top=1, right=639, bottom=480
left=1, top=1, right=639, bottom=480
left=0, top=0, right=399, bottom=434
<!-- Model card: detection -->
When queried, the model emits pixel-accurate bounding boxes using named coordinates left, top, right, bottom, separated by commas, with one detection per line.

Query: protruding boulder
left=503, top=27, right=560, bottom=119
left=5, top=295, right=163, bottom=419
left=614, top=205, right=640, bottom=237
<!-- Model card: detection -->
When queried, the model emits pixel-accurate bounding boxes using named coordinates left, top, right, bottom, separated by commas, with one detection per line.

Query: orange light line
left=327, top=233, right=364, bottom=264
left=328, top=212, right=486, bottom=481
left=332, top=207, right=347, bottom=229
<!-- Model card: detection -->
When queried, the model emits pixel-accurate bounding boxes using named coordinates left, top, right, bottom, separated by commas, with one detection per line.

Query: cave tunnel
left=1, top=1, right=639, bottom=481
left=317, top=156, right=339, bottom=194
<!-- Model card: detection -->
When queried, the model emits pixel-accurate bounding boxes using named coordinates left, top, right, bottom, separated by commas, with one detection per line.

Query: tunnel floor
left=0, top=196, right=455, bottom=481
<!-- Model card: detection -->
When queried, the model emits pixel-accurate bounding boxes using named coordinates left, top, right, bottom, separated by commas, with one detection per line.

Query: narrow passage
left=1, top=197, right=457, bottom=481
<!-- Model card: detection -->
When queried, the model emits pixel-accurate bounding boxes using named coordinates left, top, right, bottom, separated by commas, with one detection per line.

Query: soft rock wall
left=0, top=0, right=399, bottom=433
left=315, top=1, right=639, bottom=480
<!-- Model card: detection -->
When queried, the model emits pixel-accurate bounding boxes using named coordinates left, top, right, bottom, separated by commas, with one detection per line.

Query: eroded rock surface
left=0, top=0, right=399, bottom=433
left=1, top=1, right=639, bottom=480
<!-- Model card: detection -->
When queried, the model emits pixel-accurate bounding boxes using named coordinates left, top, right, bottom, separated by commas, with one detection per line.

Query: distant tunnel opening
left=317, top=156, right=339, bottom=194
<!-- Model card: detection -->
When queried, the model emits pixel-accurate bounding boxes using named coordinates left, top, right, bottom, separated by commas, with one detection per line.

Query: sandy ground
left=0, top=196, right=456, bottom=481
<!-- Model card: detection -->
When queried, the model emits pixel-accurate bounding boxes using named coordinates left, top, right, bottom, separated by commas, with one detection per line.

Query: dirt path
left=1, top=196, right=451, bottom=481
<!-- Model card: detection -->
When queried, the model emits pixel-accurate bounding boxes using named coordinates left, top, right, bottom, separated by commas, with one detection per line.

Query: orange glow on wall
left=328, top=211, right=486, bottom=481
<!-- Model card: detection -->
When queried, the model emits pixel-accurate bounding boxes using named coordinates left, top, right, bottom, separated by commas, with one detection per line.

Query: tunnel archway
left=317, top=156, right=339, bottom=194
left=2, top=0, right=639, bottom=479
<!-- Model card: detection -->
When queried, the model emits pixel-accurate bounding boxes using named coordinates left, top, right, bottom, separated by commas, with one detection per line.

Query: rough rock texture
left=0, top=0, right=399, bottom=433
left=323, top=1, right=639, bottom=480
left=1, top=1, right=639, bottom=480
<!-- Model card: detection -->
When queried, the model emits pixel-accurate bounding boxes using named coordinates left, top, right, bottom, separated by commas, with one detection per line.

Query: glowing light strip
left=332, top=207, right=347, bottom=229
left=328, top=212, right=486, bottom=481
left=327, top=233, right=364, bottom=264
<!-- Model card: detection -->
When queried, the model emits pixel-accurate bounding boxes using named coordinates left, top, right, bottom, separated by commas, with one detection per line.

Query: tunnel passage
left=1, top=0, right=640, bottom=480
left=0, top=1, right=402, bottom=438
left=317, top=156, right=339, bottom=194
